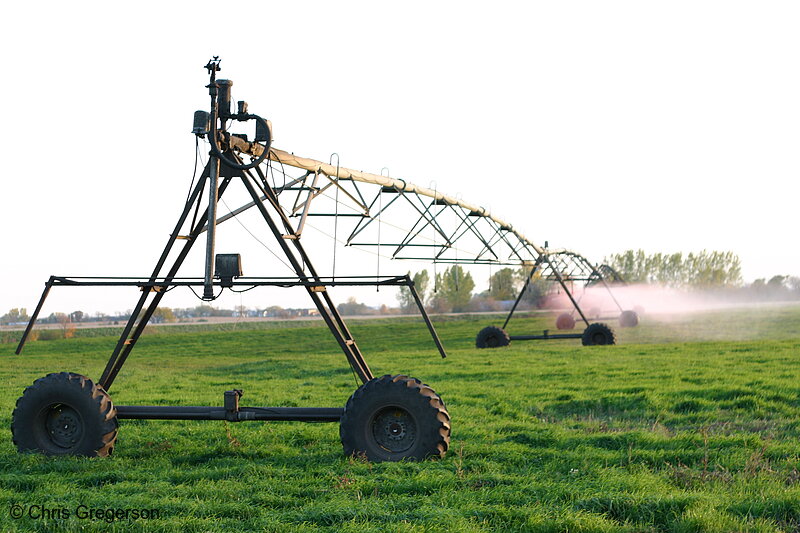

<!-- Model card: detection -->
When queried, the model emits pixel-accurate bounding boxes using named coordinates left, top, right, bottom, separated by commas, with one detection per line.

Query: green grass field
left=1, top=306, right=800, bottom=532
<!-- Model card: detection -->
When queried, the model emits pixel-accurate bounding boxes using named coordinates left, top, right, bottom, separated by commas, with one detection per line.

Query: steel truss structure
left=12, top=59, right=452, bottom=462
left=205, top=145, right=639, bottom=346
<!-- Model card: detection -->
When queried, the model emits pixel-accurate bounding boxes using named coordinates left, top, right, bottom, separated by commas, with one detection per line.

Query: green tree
left=788, top=277, right=800, bottom=293
left=606, top=250, right=649, bottom=283
left=432, top=265, right=475, bottom=312
left=604, top=249, right=742, bottom=288
left=515, top=268, right=552, bottom=307
left=397, top=270, right=430, bottom=311
left=264, top=306, right=289, bottom=318
left=1, top=308, right=29, bottom=325
left=337, top=297, right=372, bottom=316
left=54, top=312, right=75, bottom=338
left=488, top=268, right=518, bottom=301
left=141, top=307, right=176, bottom=324
left=193, top=305, right=215, bottom=317
left=685, top=251, right=742, bottom=288
left=767, top=275, right=788, bottom=289
left=155, top=307, right=176, bottom=322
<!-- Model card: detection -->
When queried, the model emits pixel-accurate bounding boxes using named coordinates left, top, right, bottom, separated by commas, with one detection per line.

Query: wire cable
left=312, top=187, right=478, bottom=258
left=188, top=284, right=224, bottom=301
left=186, top=136, right=201, bottom=203
left=219, top=197, right=295, bottom=273
left=229, top=285, right=259, bottom=293
left=303, top=221, right=394, bottom=261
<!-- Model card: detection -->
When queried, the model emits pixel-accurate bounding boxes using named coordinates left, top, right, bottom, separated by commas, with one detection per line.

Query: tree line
left=4, top=249, right=797, bottom=326
left=396, top=265, right=549, bottom=313
left=603, top=249, right=743, bottom=288
left=395, top=250, right=799, bottom=313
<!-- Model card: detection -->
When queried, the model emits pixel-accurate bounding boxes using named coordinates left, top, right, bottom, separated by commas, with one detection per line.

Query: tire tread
left=11, top=372, right=118, bottom=457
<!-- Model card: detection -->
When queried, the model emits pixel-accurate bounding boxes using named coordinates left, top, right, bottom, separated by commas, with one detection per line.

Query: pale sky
left=2, top=1, right=798, bottom=316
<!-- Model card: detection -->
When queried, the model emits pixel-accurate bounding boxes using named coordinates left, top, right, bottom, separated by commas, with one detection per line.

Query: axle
left=116, top=405, right=343, bottom=422
left=115, top=389, right=343, bottom=422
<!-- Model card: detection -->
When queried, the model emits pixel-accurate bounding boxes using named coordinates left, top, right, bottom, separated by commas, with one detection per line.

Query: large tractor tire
left=581, top=323, right=616, bottom=346
left=475, top=326, right=511, bottom=348
left=340, top=374, right=450, bottom=462
left=619, top=310, right=639, bottom=328
left=12, top=372, right=118, bottom=457
left=556, top=313, right=576, bottom=330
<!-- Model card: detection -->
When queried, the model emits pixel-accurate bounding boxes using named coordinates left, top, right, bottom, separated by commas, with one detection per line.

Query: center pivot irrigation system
left=12, top=58, right=635, bottom=460
left=12, top=58, right=450, bottom=462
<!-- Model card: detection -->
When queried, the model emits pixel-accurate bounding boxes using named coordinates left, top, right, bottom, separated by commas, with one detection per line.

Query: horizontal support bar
left=49, top=275, right=405, bottom=281
left=116, top=405, right=344, bottom=422
left=393, top=258, right=528, bottom=265
left=510, top=333, right=583, bottom=341
left=349, top=243, right=449, bottom=247
left=299, top=213, right=366, bottom=217
left=42, top=275, right=410, bottom=288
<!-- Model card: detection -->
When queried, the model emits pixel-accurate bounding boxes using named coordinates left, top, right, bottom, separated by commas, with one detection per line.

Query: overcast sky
left=2, top=1, right=798, bottom=316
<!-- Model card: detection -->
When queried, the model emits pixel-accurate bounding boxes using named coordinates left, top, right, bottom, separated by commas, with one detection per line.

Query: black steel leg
left=502, top=257, right=543, bottom=330
left=14, top=277, right=55, bottom=354
left=407, top=277, right=447, bottom=358
left=99, top=170, right=237, bottom=390
left=239, top=172, right=374, bottom=383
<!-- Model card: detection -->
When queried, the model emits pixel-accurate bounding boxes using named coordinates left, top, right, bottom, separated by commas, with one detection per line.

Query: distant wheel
left=12, top=372, right=118, bottom=457
left=619, top=310, right=639, bottom=328
left=340, top=374, right=450, bottom=462
left=475, top=326, right=510, bottom=348
left=582, top=323, right=616, bottom=346
left=556, top=313, right=576, bottom=330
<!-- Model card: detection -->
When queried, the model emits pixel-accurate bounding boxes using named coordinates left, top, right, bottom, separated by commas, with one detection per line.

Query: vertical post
left=547, top=256, right=590, bottom=327
left=503, top=271, right=531, bottom=330
left=203, top=156, right=221, bottom=300
left=15, top=276, right=55, bottom=354
left=502, top=257, right=543, bottom=330
left=407, top=276, right=446, bottom=358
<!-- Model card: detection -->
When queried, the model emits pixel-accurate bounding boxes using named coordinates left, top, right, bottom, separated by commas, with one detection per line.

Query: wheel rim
left=44, top=404, right=84, bottom=450
left=371, top=406, right=417, bottom=453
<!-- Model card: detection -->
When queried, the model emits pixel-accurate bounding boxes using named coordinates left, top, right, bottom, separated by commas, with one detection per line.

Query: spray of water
left=543, top=284, right=800, bottom=343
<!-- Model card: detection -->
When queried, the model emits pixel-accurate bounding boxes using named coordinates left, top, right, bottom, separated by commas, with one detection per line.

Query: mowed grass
left=0, top=306, right=799, bottom=532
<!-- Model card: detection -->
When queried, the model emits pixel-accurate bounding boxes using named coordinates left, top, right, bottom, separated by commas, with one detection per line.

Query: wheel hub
left=372, top=407, right=416, bottom=453
left=45, top=405, right=83, bottom=449
left=387, top=421, right=406, bottom=439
